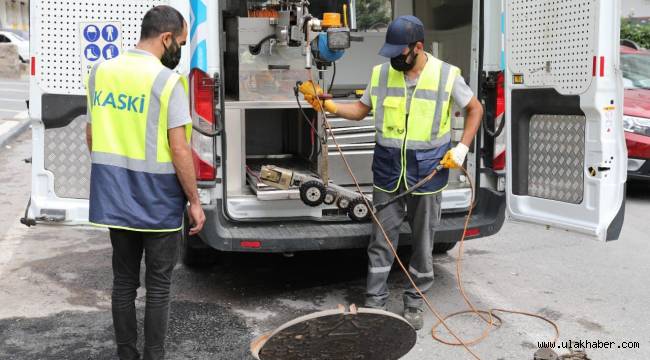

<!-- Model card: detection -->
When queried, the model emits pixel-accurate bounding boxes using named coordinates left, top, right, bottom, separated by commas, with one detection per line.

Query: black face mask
left=391, top=45, right=418, bottom=72
left=161, top=37, right=182, bottom=70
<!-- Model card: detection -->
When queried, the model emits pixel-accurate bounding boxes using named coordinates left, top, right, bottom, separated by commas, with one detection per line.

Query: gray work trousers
left=365, top=186, right=442, bottom=310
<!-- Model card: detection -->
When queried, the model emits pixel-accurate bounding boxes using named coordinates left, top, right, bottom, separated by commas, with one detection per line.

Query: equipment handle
left=268, top=64, right=290, bottom=70
left=373, top=164, right=444, bottom=212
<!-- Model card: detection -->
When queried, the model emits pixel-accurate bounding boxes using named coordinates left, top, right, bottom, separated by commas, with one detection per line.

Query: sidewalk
left=0, top=110, right=30, bottom=149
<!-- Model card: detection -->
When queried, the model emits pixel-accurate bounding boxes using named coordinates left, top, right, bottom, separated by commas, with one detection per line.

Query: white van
left=25, top=0, right=627, bottom=266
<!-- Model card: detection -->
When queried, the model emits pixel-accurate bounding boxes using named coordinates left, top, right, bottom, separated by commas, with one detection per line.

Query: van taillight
left=464, top=228, right=481, bottom=237
left=193, top=149, right=215, bottom=180
left=190, top=68, right=217, bottom=181
left=493, top=72, right=506, bottom=171
left=493, top=151, right=505, bottom=171
left=192, top=68, right=215, bottom=124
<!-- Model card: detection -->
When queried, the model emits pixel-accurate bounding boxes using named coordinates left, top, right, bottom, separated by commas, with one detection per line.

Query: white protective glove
left=441, top=143, right=469, bottom=169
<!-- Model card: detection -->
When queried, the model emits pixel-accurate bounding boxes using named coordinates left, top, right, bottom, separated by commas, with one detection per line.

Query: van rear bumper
left=198, top=188, right=505, bottom=253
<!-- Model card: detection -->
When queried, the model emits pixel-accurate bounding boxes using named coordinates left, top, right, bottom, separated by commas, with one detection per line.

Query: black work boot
left=364, top=301, right=388, bottom=311
left=403, top=307, right=424, bottom=330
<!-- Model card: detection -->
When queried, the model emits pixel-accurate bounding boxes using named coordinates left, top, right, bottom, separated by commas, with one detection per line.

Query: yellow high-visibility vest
left=87, top=50, right=192, bottom=231
left=369, top=53, right=460, bottom=194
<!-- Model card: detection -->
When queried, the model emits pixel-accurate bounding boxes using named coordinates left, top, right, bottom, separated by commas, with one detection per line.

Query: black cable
left=192, top=124, right=221, bottom=137
left=373, top=164, right=444, bottom=212
left=484, top=113, right=505, bottom=138
left=249, top=34, right=276, bottom=55
left=328, top=62, right=336, bottom=94
left=294, top=84, right=326, bottom=158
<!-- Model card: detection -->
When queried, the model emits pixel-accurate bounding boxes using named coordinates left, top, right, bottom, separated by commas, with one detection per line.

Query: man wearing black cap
left=299, top=15, right=483, bottom=330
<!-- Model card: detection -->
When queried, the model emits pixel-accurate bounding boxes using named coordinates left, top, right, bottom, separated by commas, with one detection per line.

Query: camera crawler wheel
left=336, top=196, right=351, bottom=210
left=299, top=181, right=327, bottom=207
left=323, top=189, right=338, bottom=205
left=348, top=198, right=371, bottom=222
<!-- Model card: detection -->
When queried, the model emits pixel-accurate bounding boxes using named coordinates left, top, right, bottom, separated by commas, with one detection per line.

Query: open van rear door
left=27, top=0, right=189, bottom=225
left=504, top=0, right=627, bottom=241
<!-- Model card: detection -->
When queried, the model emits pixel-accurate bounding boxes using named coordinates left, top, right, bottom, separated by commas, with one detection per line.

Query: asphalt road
left=0, top=78, right=28, bottom=120
left=1, top=132, right=649, bottom=360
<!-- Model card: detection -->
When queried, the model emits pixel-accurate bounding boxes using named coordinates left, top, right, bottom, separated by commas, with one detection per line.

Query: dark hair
left=140, top=5, right=186, bottom=40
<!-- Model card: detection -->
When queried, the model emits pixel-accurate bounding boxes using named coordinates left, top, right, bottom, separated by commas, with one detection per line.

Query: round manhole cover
left=251, top=305, right=417, bottom=360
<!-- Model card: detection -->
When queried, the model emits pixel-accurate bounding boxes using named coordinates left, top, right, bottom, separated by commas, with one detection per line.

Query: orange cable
left=302, top=71, right=562, bottom=358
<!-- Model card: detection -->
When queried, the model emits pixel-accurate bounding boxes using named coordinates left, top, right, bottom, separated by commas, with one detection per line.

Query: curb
left=0, top=111, right=30, bottom=149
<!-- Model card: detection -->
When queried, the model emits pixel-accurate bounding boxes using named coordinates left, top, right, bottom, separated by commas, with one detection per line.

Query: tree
left=356, top=0, right=391, bottom=31
left=621, top=19, right=650, bottom=49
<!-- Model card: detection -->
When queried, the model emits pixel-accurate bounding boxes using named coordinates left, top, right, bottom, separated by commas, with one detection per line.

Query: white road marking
left=0, top=109, right=21, bottom=114
left=0, top=98, right=25, bottom=103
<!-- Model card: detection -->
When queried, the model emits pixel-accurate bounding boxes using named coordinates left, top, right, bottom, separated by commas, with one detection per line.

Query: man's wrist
left=188, top=196, right=200, bottom=206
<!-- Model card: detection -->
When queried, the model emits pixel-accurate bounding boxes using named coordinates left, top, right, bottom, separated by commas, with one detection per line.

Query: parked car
left=1, top=28, right=29, bottom=40
left=621, top=45, right=650, bottom=180
left=0, top=29, right=29, bottom=63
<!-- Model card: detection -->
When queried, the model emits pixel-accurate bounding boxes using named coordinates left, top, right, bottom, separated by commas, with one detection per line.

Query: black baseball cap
left=378, top=15, right=425, bottom=58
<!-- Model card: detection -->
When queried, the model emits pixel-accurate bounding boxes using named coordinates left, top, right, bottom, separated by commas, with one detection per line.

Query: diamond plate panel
left=45, top=116, right=91, bottom=199
left=528, top=115, right=585, bottom=204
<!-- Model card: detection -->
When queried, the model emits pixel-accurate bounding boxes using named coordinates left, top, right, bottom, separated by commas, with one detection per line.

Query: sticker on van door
left=79, top=22, right=122, bottom=77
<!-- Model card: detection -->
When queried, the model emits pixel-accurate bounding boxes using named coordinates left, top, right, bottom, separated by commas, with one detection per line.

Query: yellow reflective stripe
left=180, top=76, right=193, bottom=143
left=413, top=89, right=438, bottom=100
left=90, top=222, right=182, bottom=233
left=405, top=132, right=452, bottom=150
left=373, top=184, right=400, bottom=193
left=92, top=151, right=176, bottom=174
left=437, top=65, right=460, bottom=137
left=401, top=134, right=409, bottom=190
left=382, top=65, right=407, bottom=141
left=156, top=73, right=179, bottom=163
left=180, top=75, right=189, bottom=93
left=370, top=64, right=382, bottom=111
left=371, top=64, right=382, bottom=86
left=409, top=58, right=443, bottom=142
left=371, top=64, right=391, bottom=108
left=412, top=183, right=448, bottom=196
left=374, top=181, right=448, bottom=195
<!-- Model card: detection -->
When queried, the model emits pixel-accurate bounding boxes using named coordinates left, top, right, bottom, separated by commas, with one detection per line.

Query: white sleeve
left=451, top=76, right=474, bottom=109
left=167, top=82, right=192, bottom=129
left=359, top=81, right=373, bottom=108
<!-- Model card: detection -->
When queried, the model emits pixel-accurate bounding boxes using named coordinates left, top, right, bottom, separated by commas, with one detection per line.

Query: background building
left=0, top=0, right=29, bottom=31
left=624, top=0, right=650, bottom=17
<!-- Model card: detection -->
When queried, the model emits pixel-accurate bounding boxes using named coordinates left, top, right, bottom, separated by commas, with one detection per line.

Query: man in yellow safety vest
left=85, top=6, right=205, bottom=359
left=299, top=15, right=484, bottom=330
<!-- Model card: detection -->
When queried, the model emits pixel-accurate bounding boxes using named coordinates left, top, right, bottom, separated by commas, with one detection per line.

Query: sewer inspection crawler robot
left=259, top=165, right=372, bottom=222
